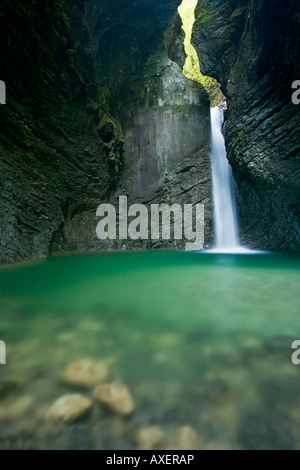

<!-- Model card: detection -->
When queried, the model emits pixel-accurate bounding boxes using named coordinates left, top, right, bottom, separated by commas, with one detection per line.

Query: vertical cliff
left=0, top=1, right=118, bottom=263
left=0, top=0, right=213, bottom=263
left=193, top=0, right=300, bottom=250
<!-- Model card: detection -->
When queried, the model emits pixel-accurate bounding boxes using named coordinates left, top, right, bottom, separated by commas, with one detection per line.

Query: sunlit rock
left=93, top=383, right=135, bottom=416
left=61, top=359, right=109, bottom=389
left=46, top=394, right=92, bottom=425
left=134, top=426, right=166, bottom=450
left=176, top=425, right=198, bottom=450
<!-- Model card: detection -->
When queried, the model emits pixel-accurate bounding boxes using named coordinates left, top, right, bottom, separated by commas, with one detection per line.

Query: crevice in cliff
left=178, top=0, right=224, bottom=106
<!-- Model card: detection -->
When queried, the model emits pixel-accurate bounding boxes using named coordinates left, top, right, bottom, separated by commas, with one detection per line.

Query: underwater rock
left=211, top=344, right=243, bottom=368
left=61, top=359, right=109, bottom=389
left=0, top=432, right=37, bottom=451
left=45, top=394, right=92, bottom=426
left=0, top=395, right=34, bottom=423
left=203, top=378, right=231, bottom=404
left=176, top=425, right=197, bottom=450
left=160, top=406, right=197, bottom=428
left=134, top=426, right=166, bottom=450
left=263, top=335, right=297, bottom=353
left=238, top=407, right=296, bottom=450
left=7, top=396, right=34, bottom=420
left=93, top=417, right=131, bottom=450
left=93, top=384, right=135, bottom=417
left=45, top=423, right=92, bottom=451
left=0, top=381, right=20, bottom=400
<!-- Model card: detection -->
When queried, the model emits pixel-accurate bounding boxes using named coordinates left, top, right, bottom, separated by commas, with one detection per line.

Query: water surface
left=0, top=251, right=299, bottom=450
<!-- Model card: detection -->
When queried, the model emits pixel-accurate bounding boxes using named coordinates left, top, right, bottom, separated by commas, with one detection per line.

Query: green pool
left=0, top=251, right=299, bottom=450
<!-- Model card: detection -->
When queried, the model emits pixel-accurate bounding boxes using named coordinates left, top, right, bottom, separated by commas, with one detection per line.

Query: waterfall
left=210, top=105, right=242, bottom=252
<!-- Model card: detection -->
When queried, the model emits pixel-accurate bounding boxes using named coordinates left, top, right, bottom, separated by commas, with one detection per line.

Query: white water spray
left=210, top=106, right=247, bottom=253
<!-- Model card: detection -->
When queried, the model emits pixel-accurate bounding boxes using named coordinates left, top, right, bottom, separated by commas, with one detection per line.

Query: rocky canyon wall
left=0, top=0, right=212, bottom=263
left=193, top=0, right=300, bottom=250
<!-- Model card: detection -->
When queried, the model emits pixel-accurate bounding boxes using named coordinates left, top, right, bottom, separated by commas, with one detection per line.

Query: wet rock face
left=193, top=0, right=300, bottom=250
left=120, top=58, right=210, bottom=203
left=58, top=146, right=213, bottom=252
left=60, top=0, right=212, bottom=252
left=0, top=1, right=118, bottom=263
left=0, top=0, right=212, bottom=263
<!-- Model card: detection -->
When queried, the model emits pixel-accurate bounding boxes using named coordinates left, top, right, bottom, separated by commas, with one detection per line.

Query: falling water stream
left=210, top=106, right=244, bottom=253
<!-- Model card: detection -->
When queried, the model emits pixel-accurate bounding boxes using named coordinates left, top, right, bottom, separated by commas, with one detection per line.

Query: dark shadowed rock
left=45, top=423, right=92, bottom=451
left=0, top=381, right=20, bottom=400
left=0, top=432, right=37, bottom=451
left=193, top=0, right=300, bottom=250
left=0, top=0, right=212, bottom=263
left=238, top=407, right=296, bottom=450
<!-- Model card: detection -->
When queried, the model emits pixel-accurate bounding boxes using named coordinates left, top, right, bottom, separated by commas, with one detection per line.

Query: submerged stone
left=263, top=335, right=297, bottom=353
left=93, top=384, right=135, bottom=417
left=45, top=423, right=92, bottom=451
left=176, top=425, right=197, bottom=450
left=203, top=378, right=231, bottom=404
left=61, top=359, right=109, bottom=389
left=238, top=407, right=296, bottom=450
left=0, top=381, right=20, bottom=400
left=45, top=394, right=92, bottom=426
left=134, top=426, right=166, bottom=450
left=0, top=432, right=37, bottom=451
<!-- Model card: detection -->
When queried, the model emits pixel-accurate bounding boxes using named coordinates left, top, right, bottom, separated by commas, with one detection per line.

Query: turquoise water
left=0, top=251, right=299, bottom=450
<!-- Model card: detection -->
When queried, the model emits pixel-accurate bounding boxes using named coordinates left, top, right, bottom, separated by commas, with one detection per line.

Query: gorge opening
left=178, top=0, right=244, bottom=252
left=178, top=0, right=224, bottom=107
